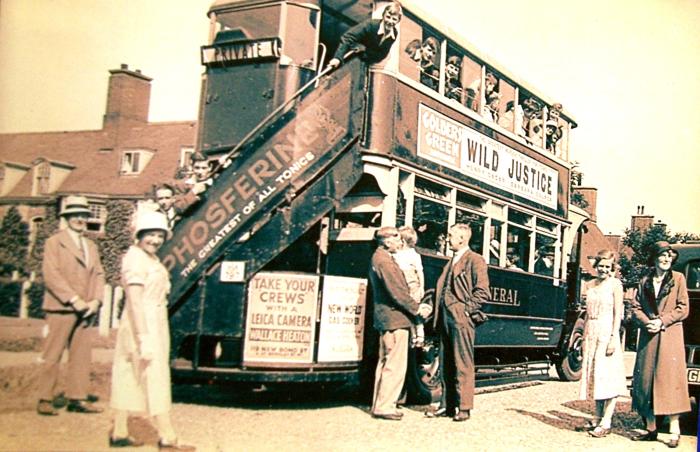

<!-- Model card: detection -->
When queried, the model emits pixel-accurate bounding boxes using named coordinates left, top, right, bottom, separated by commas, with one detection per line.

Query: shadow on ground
left=510, top=397, right=698, bottom=440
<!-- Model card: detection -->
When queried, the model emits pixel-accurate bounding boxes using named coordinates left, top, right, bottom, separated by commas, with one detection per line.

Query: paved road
left=0, top=317, right=696, bottom=451
left=0, top=367, right=696, bottom=451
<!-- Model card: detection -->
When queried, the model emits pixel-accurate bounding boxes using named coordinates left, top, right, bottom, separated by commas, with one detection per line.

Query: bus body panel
left=364, top=73, right=570, bottom=219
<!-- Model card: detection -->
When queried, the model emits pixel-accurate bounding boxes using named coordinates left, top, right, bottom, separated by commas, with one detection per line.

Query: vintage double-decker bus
left=160, top=0, right=589, bottom=400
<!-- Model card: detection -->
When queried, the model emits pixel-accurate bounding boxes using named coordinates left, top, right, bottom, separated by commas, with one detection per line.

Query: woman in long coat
left=630, top=241, right=690, bottom=448
left=578, top=250, right=627, bottom=438
left=109, top=210, right=194, bottom=451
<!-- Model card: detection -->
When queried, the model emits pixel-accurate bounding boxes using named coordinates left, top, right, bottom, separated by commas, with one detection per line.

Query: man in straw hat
left=36, top=195, right=105, bottom=416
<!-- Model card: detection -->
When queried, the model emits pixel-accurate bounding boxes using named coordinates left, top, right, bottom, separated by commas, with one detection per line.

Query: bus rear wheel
left=406, top=337, right=443, bottom=404
left=555, top=316, right=584, bottom=381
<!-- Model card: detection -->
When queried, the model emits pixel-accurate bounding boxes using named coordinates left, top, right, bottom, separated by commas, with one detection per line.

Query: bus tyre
left=555, top=316, right=585, bottom=381
left=406, top=338, right=443, bottom=404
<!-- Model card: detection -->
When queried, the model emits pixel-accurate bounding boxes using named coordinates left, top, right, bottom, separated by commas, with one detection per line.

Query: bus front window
left=211, top=6, right=282, bottom=44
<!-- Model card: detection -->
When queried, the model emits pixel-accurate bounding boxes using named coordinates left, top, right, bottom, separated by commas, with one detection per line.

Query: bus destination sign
left=417, top=104, right=559, bottom=210
left=201, top=38, right=281, bottom=66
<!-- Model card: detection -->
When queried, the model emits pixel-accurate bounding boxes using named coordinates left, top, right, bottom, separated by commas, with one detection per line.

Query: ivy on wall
left=97, top=200, right=135, bottom=286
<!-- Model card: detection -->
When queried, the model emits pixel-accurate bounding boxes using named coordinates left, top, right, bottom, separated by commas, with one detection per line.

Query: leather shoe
left=66, top=399, right=103, bottom=414
left=109, top=436, right=144, bottom=448
left=372, top=412, right=403, bottom=421
left=453, top=409, right=470, bottom=422
left=575, top=420, right=597, bottom=432
left=667, top=435, right=680, bottom=448
left=588, top=426, right=611, bottom=438
left=631, top=430, right=658, bottom=441
left=52, top=393, right=68, bottom=409
left=158, top=439, right=196, bottom=451
left=424, top=406, right=449, bottom=418
left=37, top=399, right=58, bottom=416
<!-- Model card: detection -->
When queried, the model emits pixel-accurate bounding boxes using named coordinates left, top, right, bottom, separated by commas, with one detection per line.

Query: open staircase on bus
left=157, top=59, right=367, bottom=359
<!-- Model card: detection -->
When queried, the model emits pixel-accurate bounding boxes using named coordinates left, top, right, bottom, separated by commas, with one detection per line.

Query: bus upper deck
left=203, top=0, right=578, bottom=164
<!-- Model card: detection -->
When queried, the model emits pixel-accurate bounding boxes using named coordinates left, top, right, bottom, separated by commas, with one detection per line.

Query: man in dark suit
left=37, top=196, right=105, bottom=415
left=368, top=227, right=432, bottom=420
left=327, top=1, right=402, bottom=69
left=428, top=223, right=490, bottom=422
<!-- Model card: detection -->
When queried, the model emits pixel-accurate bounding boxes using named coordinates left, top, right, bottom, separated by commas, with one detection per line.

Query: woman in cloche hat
left=108, top=209, right=194, bottom=451
left=629, top=241, right=690, bottom=448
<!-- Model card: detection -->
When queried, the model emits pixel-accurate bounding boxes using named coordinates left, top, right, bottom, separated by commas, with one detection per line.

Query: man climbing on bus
left=326, top=2, right=402, bottom=70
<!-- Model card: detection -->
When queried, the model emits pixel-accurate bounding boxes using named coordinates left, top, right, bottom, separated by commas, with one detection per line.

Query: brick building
left=573, top=186, right=614, bottom=276
left=0, top=64, right=196, bottom=239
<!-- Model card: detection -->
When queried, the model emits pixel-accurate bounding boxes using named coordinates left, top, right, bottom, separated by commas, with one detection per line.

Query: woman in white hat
left=109, top=210, right=193, bottom=451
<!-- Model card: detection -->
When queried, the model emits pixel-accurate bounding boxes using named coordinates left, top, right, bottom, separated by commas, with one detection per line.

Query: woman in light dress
left=578, top=249, right=626, bottom=438
left=109, top=210, right=194, bottom=451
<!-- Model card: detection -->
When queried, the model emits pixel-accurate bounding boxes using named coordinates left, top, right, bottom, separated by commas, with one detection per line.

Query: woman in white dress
left=578, top=249, right=626, bottom=438
left=109, top=210, right=194, bottom=451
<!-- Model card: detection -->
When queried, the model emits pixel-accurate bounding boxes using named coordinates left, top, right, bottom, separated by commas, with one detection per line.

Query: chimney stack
left=574, top=186, right=598, bottom=222
left=103, top=63, right=153, bottom=128
left=631, top=205, right=654, bottom=231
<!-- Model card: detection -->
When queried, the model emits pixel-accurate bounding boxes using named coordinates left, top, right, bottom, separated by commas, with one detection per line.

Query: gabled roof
left=580, top=220, right=614, bottom=275
left=0, top=121, right=196, bottom=198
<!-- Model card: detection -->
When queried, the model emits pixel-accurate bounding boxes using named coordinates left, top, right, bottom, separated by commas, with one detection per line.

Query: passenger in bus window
left=498, top=101, right=526, bottom=137
left=444, top=56, right=464, bottom=103
left=520, top=97, right=542, bottom=145
left=534, top=246, right=555, bottom=276
left=505, top=253, right=524, bottom=271
left=545, top=103, right=565, bottom=155
left=466, top=72, right=498, bottom=113
left=483, top=92, right=501, bottom=123
left=577, top=250, right=626, bottom=438
left=404, top=37, right=439, bottom=91
left=326, top=2, right=403, bottom=70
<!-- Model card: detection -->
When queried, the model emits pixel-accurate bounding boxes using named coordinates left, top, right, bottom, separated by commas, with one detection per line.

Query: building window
left=180, top=146, right=194, bottom=168
left=121, top=151, right=141, bottom=174
left=120, top=150, right=154, bottom=175
left=86, top=203, right=106, bottom=233
left=35, top=162, right=51, bottom=195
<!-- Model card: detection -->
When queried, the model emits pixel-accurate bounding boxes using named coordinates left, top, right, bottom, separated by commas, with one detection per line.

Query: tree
left=0, top=207, right=30, bottom=276
left=618, top=224, right=700, bottom=290
left=569, top=164, right=588, bottom=209
left=27, top=203, right=60, bottom=276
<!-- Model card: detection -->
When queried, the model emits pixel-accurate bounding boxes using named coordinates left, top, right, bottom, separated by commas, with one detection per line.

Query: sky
left=1, top=0, right=699, bottom=236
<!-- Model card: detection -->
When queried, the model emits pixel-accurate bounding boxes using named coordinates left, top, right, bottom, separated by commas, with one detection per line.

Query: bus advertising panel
left=417, top=104, right=559, bottom=210
left=243, top=272, right=319, bottom=364
left=317, top=275, right=368, bottom=362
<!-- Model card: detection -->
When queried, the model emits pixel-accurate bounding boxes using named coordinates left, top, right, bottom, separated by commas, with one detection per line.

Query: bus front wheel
left=555, top=316, right=585, bottom=381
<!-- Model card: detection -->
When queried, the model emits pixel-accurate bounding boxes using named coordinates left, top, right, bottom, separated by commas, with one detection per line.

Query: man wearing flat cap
left=36, top=195, right=105, bottom=415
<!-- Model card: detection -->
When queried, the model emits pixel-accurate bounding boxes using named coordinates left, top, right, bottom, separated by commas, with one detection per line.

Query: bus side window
left=506, top=227, right=530, bottom=272
left=462, top=56, right=481, bottom=112
left=398, top=15, right=439, bottom=92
